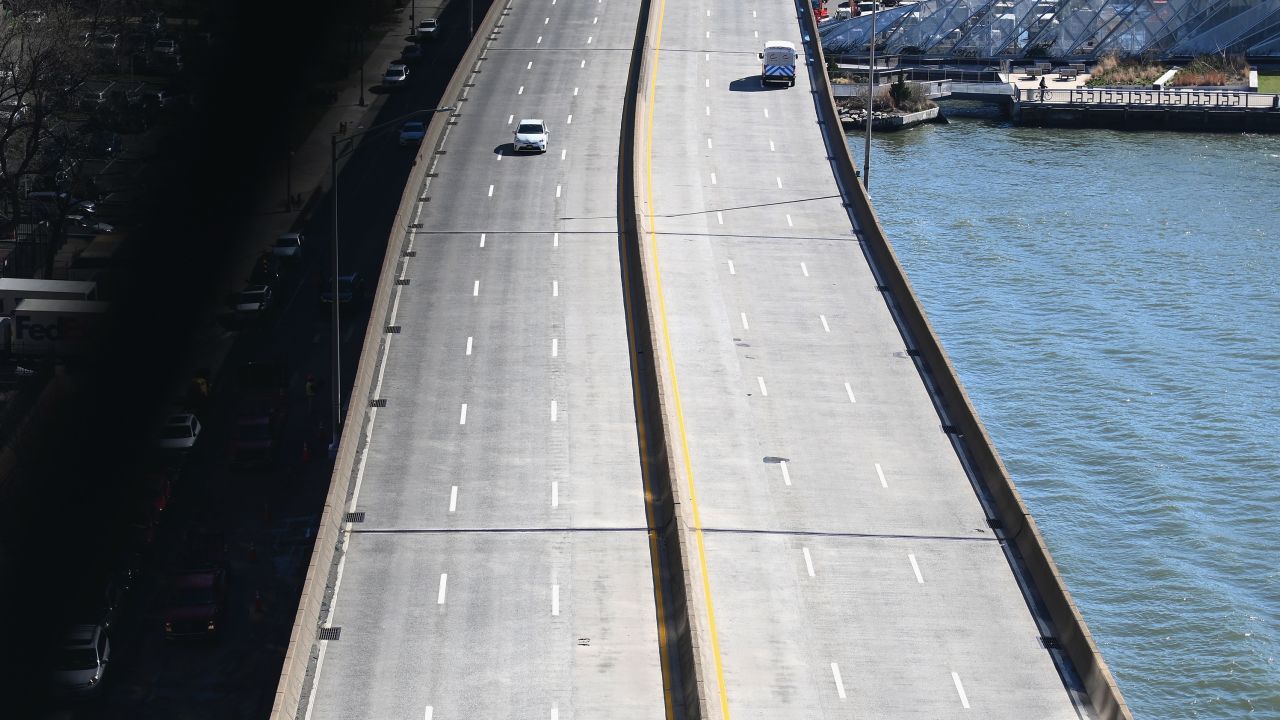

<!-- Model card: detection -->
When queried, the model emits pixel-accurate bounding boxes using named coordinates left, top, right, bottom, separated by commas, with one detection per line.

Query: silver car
left=157, top=413, right=201, bottom=450
left=272, top=232, right=304, bottom=261
left=513, top=119, right=549, bottom=153
left=383, top=63, right=409, bottom=87
left=50, top=625, right=110, bottom=694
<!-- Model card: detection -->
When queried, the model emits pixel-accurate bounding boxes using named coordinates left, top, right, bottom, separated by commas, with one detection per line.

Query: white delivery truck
left=6, top=298, right=107, bottom=356
left=759, top=40, right=798, bottom=87
left=0, top=278, right=98, bottom=315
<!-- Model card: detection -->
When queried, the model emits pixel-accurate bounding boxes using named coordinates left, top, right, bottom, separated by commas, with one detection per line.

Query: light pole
left=358, top=34, right=366, bottom=107
left=327, top=106, right=455, bottom=455
left=410, top=1, right=416, bottom=34
left=862, top=2, right=878, bottom=189
left=469, top=0, right=475, bottom=37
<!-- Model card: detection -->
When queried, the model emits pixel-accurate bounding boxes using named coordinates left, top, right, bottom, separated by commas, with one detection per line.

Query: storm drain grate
left=370, top=399, right=388, bottom=408
left=1038, top=636, right=1061, bottom=650
left=986, top=517, right=1003, bottom=530
left=319, top=626, right=342, bottom=641
left=395, top=279, right=410, bottom=286
left=403, top=250, right=418, bottom=256
left=386, top=325, right=402, bottom=334
left=345, top=512, right=365, bottom=523
left=941, top=424, right=959, bottom=435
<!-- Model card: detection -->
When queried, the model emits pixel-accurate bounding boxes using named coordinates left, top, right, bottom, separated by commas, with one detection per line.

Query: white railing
left=1019, top=87, right=1280, bottom=109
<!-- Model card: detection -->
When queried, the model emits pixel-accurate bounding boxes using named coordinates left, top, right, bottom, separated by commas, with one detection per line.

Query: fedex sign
left=11, top=307, right=103, bottom=355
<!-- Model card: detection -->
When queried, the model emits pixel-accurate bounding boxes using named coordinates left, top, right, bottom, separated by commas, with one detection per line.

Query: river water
left=852, top=116, right=1280, bottom=718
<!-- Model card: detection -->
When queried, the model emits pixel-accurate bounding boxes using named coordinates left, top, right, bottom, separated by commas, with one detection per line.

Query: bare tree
left=0, top=1, right=95, bottom=275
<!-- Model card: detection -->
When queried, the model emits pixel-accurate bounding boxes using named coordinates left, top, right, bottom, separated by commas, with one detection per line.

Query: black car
left=248, top=251, right=281, bottom=289
left=319, top=272, right=367, bottom=304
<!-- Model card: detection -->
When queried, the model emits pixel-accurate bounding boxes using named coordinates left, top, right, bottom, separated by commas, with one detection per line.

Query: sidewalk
left=177, top=0, right=452, bottom=396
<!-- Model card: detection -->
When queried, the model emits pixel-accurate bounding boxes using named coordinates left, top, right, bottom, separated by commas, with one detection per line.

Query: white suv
left=513, top=119, right=549, bottom=153
left=417, top=19, right=439, bottom=38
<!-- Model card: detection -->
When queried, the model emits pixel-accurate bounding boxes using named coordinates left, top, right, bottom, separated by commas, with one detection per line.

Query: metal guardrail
left=1020, top=87, right=1280, bottom=109
left=951, top=81, right=1014, bottom=96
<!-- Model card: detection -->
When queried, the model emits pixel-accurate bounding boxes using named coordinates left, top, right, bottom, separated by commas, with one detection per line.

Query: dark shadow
left=493, top=143, right=515, bottom=156
left=729, top=76, right=784, bottom=92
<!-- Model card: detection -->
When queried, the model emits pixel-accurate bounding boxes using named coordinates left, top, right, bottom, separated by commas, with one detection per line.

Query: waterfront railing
left=1020, top=87, right=1280, bottom=109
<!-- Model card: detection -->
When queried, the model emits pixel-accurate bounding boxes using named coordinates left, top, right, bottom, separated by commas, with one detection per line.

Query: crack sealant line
left=643, top=0, right=731, bottom=714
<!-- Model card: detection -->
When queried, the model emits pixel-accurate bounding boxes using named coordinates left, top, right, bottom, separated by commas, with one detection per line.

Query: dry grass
left=1086, top=55, right=1166, bottom=87
left=1170, top=55, right=1250, bottom=87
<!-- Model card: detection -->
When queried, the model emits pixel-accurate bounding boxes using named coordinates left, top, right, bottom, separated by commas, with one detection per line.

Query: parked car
left=233, top=284, right=273, bottom=316
left=399, top=121, right=426, bottom=146
left=231, top=414, right=278, bottom=469
left=513, top=118, right=549, bottom=153
left=162, top=570, right=226, bottom=640
left=416, top=18, right=440, bottom=38
left=152, top=38, right=179, bottom=56
left=49, top=624, right=110, bottom=694
left=78, top=81, right=116, bottom=112
left=399, top=44, right=424, bottom=63
left=319, top=273, right=367, bottom=304
left=156, top=413, right=201, bottom=450
left=271, top=232, right=304, bottom=261
left=248, top=251, right=281, bottom=289
left=382, top=63, right=409, bottom=87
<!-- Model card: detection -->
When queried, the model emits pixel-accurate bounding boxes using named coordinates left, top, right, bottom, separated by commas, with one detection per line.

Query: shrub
left=1170, top=54, right=1250, bottom=87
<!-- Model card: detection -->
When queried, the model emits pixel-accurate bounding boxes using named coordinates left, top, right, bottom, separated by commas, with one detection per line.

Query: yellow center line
left=643, top=0, right=732, bottom=716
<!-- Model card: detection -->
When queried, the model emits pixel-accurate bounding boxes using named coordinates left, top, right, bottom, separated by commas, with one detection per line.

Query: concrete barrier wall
left=624, top=2, right=708, bottom=717
left=269, top=1, right=508, bottom=717
left=800, top=7, right=1133, bottom=720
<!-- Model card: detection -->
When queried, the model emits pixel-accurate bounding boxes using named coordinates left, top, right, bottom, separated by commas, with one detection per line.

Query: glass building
left=818, top=0, right=1280, bottom=59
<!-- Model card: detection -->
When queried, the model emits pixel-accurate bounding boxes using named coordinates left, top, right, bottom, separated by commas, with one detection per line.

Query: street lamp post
left=863, top=2, right=878, bottom=190
left=358, top=35, right=366, bottom=107
left=327, top=106, right=455, bottom=456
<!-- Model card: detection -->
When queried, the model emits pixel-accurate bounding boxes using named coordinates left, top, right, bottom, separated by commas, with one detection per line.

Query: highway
left=301, top=0, right=669, bottom=717
left=638, top=0, right=1095, bottom=718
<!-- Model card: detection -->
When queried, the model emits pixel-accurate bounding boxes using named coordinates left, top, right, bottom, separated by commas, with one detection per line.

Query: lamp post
left=358, top=34, right=366, bottom=107
left=862, top=2, right=878, bottom=189
left=327, top=106, right=455, bottom=456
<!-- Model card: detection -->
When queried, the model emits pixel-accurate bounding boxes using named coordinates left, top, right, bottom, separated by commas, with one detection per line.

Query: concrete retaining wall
left=268, top=1, right=506, bottom=717
left=801, top=6, right=1134, bottom=720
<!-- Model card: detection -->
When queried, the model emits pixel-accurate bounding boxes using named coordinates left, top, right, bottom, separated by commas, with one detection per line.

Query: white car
left=157, top=413, right=201, bottom=450
left=417, top=19, right=439, bottom=38
left=399, top=121, right=426, bottom=146
left=272, top=232, right=304, bottom=261
left=383, top=63, right=409, bottom=87
left=50, top=624, right=110, bottom=694
left=513, top=119, right=549, bottom=153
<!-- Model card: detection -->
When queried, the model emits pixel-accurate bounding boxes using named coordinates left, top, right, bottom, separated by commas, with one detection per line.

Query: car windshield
left=422, top=20, right=437, bottom=27
left=276, top=238, right=298, bottom=247
left=403, top=122, right=424, bottom=132
left=387, top=68, right=404, bottom=76
left=517, top=123, right=544, bottom=134
left=161, top=424, right=192, bottom=439
left=240, top=290, right=265, bottom=302
left=56, top=648, right=99, bottom=670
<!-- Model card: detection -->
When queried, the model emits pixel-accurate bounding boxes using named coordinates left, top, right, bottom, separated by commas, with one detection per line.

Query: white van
left=759, top=40, right=798, bottom=87
left=0, top=278, right=98, bottom=314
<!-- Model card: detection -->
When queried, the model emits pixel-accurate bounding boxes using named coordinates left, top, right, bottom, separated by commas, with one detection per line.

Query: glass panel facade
left=818, top=0, right=1280, bottom=58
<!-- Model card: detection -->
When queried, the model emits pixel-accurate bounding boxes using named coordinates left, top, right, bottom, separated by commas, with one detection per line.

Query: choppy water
left=853, top=118, right=1280, bottom=718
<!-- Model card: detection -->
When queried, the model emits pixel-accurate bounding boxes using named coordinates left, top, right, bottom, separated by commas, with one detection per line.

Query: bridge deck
left=639, top=0, right=1090, bottom=717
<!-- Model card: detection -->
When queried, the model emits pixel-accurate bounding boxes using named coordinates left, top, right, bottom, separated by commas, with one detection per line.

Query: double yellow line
left=641, top=0, right=733, bottom=716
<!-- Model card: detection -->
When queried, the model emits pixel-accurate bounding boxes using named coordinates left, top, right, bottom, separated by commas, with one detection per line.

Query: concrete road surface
left=303, top=0, right=668, bottom=717
left=639, top=0, right=1093, bottom=718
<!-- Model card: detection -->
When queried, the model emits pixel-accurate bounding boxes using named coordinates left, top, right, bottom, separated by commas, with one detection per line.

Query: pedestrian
left=305, top=374, right=318, bottom=413
left=1038, top=75, right=1047, bottom=102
